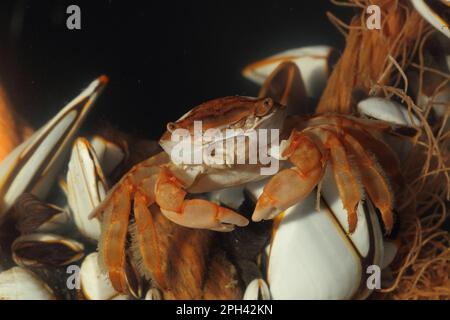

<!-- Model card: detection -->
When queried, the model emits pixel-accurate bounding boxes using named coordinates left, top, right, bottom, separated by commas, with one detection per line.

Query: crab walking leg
left=155, top=167, right=249, bottom=231
left=342, top=126, right=404, bottom=187
left=98, top=182, right=132, bottom=293
left=253, top=131, right=326, bottom=221
left=309, top=127, right=363, bottom=233
left=341, top=134, right=394, bottom=234
left=95, top=157, right=160, bottom=292
left=306, top=114, right=392, bottom=132
left=132, top=191, right=167, bottom=289
left=309, top=115, right=405, bottom=186
left=91, top=156, right=166, bottom=222
left=96, top=154, right=169, bottom=293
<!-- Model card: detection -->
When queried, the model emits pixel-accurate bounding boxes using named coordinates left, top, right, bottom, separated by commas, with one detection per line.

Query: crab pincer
left=155, top=166, right=249, bottom=232
left=95, top=96, right=287, bottom=293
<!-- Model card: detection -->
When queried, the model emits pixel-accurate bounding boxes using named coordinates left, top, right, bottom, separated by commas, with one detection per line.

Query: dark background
left=0, top=0, right=353, bottom=139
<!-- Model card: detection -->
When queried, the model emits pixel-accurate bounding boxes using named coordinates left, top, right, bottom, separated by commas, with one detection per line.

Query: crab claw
left=253, top=193, right=280, bottom=222
left=155, top=167, right=248, bottom=231
left=252, top=131, right=325, bottom=222
left=252, top=166, right=323, bottom=222
left=160, top=199, right=249, bottom=232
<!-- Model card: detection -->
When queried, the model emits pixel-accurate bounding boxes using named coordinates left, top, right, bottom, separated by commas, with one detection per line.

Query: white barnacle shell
left=12, top=233, right=85, bottom=267
left=67, top=137, right=107, bottom=241
left=243, top=278, right=271, bottom=300
left=357, top=96, right=420, bottom=160
left=357, top=97, right=420, bottom=127
left=245, top=167, right=386, bottom=300
left=0, top=266, right=55, bottom=300
left=145, top=287, right=162, bottom=300
left=242, top=46, right=336, bottom=98
left=0, top=76, right=108, bottom=225
left=411, top=0, right=450, bottom=39
left=381, top=240, right=399, bottom=270
left=418, top=86, right=450, bottom=120
left=80, top=252, right=130, bottom=300
left=89, top=135, right=126, bottom=176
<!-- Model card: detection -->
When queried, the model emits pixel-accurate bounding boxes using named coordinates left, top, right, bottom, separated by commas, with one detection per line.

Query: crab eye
left=166, top=122, right=178, bottom=132
left=255, top=98, right=274, bottom=116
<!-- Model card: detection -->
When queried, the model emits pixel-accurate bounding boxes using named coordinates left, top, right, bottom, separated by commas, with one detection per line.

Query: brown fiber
left=321, top=0, right=449, bottom=299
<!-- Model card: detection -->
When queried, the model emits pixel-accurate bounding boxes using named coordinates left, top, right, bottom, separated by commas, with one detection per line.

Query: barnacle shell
left=12, top=233, right=84, bottom=267
left=0, top=76, right=108, bottom=224
left=419, top=86, right=450, bottom=120
left=145, top=287, right=162, bottom=300
left=243, top=278, right=271, bottom=300
left=0, top=266, right=55, bottom=300
left=242, top=46, right=336, bottom=98
left=411, top=0, right=450, bottom=39
left=357, top=96, right=420, bottom=160
left=80, top=252, right=130, bottom=300
left=245, top=167, right=385, bottom=300
left=357, top=97, right=420, bottom=127
left=90, top=135, right=126, bottom=176
left=15, top=193, right=69, bottom=234
left=66, top=137, right=106, bottom=241
left=381, top=240, right=399, bottom=270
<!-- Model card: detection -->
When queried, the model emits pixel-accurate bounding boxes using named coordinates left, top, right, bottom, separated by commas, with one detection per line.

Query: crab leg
left=309, top=127, right=363, bottom=233
left=253, top=127, right=365, bottom=233
left=98, top=182, right=131, bottom=293
left=341, top=133, right=394, bottom=234
left=96, top=152, right=248, bottom=292
left=96, top=153, right=168, bottom=293
left=155, top=167, right=249, bottom=232
left=341, top=126, right=404, bottom=187
left=307, top=115, right=405, bottom=186
left=316, top=123, right=395, bottom=233
left=252, top=130, right=326, bottom=222
left=132, top=191, right=167, bottom=289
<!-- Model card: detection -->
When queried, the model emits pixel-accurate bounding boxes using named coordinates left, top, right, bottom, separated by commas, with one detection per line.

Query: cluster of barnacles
left=0, top=0, right=449, bottom=300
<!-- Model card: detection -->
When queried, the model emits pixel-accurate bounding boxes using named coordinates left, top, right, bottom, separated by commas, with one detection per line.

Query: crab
left=92, top=61, right=408, bottom=294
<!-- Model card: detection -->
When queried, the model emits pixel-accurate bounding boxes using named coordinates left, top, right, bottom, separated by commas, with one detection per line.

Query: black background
left=0, top=0, right=353, bottom=139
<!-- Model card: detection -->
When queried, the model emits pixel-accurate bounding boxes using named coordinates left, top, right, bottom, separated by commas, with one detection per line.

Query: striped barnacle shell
left=14, top=193, right=69, bottom=234
left=66, top=137, right=107, bottom=241
left=11, top=233, right=84, bottom=267
left=411, top=0, right=450, bottom=39
left=0, top=76, right=108, bottom=225
left=242, top=46, right=337, bottom=98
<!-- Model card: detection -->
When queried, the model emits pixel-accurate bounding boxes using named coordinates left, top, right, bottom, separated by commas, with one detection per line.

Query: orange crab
left=93, top=61, right=407, bottom=294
